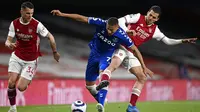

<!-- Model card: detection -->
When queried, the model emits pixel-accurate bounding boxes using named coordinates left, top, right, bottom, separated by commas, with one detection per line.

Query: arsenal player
left=99, top=5, right=197, bottom=112
left=5, top=2, right=60, bottom=112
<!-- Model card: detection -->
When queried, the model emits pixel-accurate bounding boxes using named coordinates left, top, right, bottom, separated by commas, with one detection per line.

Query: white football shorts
left=113, top=46, right=141, bottom=70
left=8, top=52, right=38, bottom=80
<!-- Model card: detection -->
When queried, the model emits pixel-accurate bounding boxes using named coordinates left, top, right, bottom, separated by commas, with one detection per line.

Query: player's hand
left=51, top=10, right=63, bottom=16
left=143, top=67, right=154, bottom=78
left=5, top=43, right=16, bottom=50
left=126, top=30, right=136, bottom=36
left=53, top=52, right=60, bottom=62
left=182, top=38, right=197, bottom=43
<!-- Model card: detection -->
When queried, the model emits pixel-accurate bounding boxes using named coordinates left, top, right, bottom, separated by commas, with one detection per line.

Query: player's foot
left=126, top=105, right=139, bottom=112
left=96, top=80, right=109, bottom=91
left=96, top=103, right=104, bottom=112
left=8, top=108, right=17, bottom=112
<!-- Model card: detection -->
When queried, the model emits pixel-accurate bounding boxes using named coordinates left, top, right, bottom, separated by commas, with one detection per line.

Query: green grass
left=1, top=101, right=200, bottom=112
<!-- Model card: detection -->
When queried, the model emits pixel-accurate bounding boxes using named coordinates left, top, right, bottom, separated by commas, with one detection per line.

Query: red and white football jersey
left=119, top=13, right=166, bottom=48
left=8, top=17, right=49, bottom=61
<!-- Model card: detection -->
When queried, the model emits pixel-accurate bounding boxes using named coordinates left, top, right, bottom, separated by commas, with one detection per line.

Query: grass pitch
left=1, top=101, right=200, bottom=112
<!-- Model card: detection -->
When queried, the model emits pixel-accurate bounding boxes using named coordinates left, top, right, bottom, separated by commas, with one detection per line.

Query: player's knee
left=17, top=84, right=27, bottom=92
left=109, top=56, right=122, bottom=71
left=137, top=73, right=147, bottom=84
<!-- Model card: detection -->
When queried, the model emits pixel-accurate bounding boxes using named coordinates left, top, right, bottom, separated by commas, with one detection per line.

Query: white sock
left=10, top=105, right=16, bottom=109
left=132, top=88, right=141, bottom=96
left=86, top=85, right=98, bottom=96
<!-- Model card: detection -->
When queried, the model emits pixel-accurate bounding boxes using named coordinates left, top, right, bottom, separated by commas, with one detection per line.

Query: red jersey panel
left=12, top=18, right=41, bottom=61
left=128, top=15, right=157, bottom=47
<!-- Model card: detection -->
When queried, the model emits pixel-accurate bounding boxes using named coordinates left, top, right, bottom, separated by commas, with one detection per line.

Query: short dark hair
left=149, top=5, right=161, bottom=17
left=21, top=1, right=34, bottom=9
left=107, top=17, right=118, bottom=26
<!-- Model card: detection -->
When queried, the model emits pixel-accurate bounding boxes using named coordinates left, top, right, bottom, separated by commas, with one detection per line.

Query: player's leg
left=7, top=55, right=22, bottom=112
left=97, top=46, right=127, bottom=89
left=96, top=56, right=121, bottom=89
left=95, top=52, right=116, bottom=112
left=126, top=53, right=146, bottom=112
left=17, top=60, right=37, bottom=92
left=85, top=52, right=100, bottom=102
left=96, top=50, right=125, bottom=112
left=7, top=72, right=19, bottom=112
left=126, top=66, right=146, bottom=112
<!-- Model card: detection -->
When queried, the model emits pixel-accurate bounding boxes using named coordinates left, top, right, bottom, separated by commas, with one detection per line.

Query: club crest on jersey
left=28, top=28, right=33, bottom=33
left=112, top=37, right=118, bottom=42
left=149, top=28, right=152, bottom=33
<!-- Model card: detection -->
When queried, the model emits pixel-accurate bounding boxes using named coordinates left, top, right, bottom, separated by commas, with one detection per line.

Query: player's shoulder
left=151, top=23, right=158, bottom=28
left=89, top=17, right=106, bottom=22
left=126, top=13, right=141, bottom=18
left=153, top=25, right=159, bottom=31
left=31, top=18, right=40, bottom=24
left=116, top=28, right=128, bottom=37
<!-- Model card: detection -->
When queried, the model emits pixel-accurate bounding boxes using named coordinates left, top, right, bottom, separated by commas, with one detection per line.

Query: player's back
left=88, top=17, right=133, bottom=55
left=89, top=27, right=119, bottom=54
left=12, top=18, right=41, bottom=61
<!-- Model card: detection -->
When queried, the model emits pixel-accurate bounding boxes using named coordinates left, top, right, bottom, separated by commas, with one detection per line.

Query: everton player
left=51, top=9, right=152, bottom=112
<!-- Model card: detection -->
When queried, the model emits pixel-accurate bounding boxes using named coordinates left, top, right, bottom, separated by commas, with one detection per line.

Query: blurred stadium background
left=0, top=0, right=200, bottom=111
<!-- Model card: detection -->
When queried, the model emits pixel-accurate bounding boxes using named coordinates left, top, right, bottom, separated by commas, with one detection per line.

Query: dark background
left=1, top=0, right=200, bottom=37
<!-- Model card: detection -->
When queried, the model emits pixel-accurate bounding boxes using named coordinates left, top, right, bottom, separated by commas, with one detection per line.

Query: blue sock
left=98, top=89, right=108, bottom=106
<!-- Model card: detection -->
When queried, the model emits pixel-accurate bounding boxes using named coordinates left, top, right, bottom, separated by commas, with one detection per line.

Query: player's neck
left=20, top=17, right=31, bottom=25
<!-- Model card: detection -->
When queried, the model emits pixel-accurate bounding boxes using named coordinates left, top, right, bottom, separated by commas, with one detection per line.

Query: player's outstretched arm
left=154, top=28, right=197, bottom=45
left=46, top=32, right=60, bottom=62
left=161, top=37, right=197, bottom=45
left=51, top=10, right=88, bottom=23
left=130, top=45, right=154, bottom=78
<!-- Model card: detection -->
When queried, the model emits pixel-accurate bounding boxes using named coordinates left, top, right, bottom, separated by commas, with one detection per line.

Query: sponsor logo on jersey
left=97, top=33, right=116, bottom=46
left=136, top=26, right=150, bottom=39
left=16, top=33, right=33, bottom=41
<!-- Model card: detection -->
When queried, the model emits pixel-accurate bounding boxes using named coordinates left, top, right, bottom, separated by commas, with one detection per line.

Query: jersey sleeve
left=88, top=17, right=106, bottom=27
left=8, top=21, right=15, bottom=38
left=152, top=26, right=165, bottom=41
left=118, top=17, right=128, bottom=31
left=123, top=13, right=140, bottom=24
left=37, top=22, right=49, bottom=37
left=118, top=29, right=133, bottom=48
left=153, top=26, right=182, bottom=45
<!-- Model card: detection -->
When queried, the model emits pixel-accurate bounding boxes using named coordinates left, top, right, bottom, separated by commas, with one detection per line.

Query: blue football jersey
left=88, top=17, right=133, bottom=54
